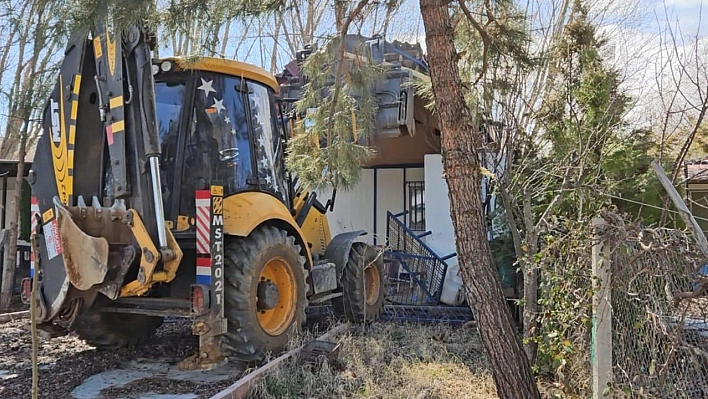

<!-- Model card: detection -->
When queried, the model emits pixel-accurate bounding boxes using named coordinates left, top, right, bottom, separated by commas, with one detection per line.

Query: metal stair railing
left=384, top=211, right=456, bottom=305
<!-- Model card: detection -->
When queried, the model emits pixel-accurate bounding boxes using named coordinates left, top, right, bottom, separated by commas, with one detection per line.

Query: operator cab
left=151, top=58, right=289, bottom=230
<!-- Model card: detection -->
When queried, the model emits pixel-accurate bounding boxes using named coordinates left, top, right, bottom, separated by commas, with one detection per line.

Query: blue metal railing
left=385, top=211, right=456, bottom=305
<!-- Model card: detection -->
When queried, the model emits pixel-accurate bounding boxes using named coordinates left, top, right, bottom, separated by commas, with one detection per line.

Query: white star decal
left=259, top=156, right=268, bottom=168
left=265, top=175, right=272, bottom=185
left=224, top=116, right=231, bottom=124
left=231, top=128, right=237, bottom=136
left=257, top=136, right=266, bottom=148
left=197, top=78, right=216, bottom=97
left=211, top=98, right=225, bottom=113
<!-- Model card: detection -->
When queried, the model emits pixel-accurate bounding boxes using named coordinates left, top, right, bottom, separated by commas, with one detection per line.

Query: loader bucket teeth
left=55, top=200, right=110, bottom=291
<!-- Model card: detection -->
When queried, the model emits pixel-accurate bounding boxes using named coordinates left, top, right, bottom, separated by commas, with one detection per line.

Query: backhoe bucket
left=29, top=27, right=164, bottom=325
left=55, top=202, right=110, bottom=291
left=34, top=197, right=137, bottom=323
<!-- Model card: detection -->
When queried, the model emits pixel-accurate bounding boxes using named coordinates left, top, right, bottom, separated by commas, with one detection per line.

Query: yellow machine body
left=30, top=22, right=381, bottom=369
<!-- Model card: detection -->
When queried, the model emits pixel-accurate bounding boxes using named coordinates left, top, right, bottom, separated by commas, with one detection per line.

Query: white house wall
left=423, top=154, right=457, bottom=260
left=319, top=167, right=424, bottom=245
left=423, top=153, right=501, bottom=253
left=375, top=169, right=403, bottom=244
left=320, top=155, right=501, bottom=306
left=318, top=170, right=375, bottom=245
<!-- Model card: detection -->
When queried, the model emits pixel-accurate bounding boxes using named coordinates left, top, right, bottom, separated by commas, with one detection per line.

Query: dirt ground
left=0, top=318, right=245, bottom=399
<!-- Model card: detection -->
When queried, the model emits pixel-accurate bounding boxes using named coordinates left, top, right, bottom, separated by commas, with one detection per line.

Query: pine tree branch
left=326, top=0, right=372, bottom=148
left=457, top=0, right=489, bottom=85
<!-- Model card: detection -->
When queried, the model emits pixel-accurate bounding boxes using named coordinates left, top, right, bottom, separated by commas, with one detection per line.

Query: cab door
left=176, top=72, right=258, bottom=222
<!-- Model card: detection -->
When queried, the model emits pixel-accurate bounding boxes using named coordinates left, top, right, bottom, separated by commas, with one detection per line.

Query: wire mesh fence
left=535, top=212, right=708, bottom=397
left=602, top=215, right=708, bottom=398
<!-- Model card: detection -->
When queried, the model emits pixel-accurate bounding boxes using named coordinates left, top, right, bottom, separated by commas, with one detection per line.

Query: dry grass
left=248, top=322, right=498, bottom=399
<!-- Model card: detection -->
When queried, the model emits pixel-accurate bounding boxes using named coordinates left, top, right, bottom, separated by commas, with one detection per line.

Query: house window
left=406, top=181, right=425, bottom=231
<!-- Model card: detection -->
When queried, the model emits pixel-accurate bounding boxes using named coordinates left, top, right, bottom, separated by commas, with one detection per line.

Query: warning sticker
left=43, top=219, right=62, bottom=260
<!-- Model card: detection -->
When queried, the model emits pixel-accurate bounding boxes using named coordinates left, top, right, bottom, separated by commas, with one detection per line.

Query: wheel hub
left=257, top=257, right=297, bottom=336
left=257, top=280, right=280, bottom=310
left=364, top=262, right=381, bottom=306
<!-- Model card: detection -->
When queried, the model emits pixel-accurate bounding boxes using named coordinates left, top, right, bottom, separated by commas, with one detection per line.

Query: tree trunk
left=270, top=13, right=284, bottom=73
left=0, top=133, right=27, bottom=312
left=418, top=0, right=540, bottom=398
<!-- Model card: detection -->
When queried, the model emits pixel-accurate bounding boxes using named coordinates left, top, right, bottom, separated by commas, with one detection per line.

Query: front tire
left=333, top=243, right=385, bottom=322
left=223, top=226, right=307, bottom=363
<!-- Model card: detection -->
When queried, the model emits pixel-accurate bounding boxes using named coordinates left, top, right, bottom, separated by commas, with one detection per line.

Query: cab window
left=249, top=82, right=287, bottom=203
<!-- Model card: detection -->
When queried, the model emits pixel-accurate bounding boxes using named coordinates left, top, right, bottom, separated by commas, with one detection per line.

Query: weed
left=248, top=322, right=497, bottom=399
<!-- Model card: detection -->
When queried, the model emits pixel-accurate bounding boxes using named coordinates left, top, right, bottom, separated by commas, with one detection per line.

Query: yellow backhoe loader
left=24, top=22, right=384, bottom=369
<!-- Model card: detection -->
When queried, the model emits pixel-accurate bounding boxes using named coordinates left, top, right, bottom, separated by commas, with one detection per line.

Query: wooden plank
left=652, top=161, right=708, bottom=256
left=0, top=310, right=29, bottom=324
left=210, top=323, right=348, bottom=399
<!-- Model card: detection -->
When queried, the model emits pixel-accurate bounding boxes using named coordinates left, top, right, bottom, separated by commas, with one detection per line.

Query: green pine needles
left=286, top=38, right=383, bottom=190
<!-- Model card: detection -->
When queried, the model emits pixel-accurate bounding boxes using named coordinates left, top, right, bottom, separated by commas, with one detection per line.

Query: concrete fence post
left=592, top=216, right=612, bottom=398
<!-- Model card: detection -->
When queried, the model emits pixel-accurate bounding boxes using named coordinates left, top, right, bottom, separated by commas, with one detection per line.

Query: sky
left=0, top=0, right=706, bottom=141
left=660, top=0, right=707, bottom=35
left=216, top=0, right=706, bottom=73
left=593, top=0, right=707, bottom=130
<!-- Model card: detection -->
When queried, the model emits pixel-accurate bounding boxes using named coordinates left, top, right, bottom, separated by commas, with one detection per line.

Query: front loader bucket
left=34, top=197, right=137, bottom=323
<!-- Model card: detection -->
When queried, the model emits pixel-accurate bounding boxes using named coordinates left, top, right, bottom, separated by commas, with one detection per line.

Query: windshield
left=153, top=73, right=289, bottom=224
left=186, top=74, right=254, bottom=197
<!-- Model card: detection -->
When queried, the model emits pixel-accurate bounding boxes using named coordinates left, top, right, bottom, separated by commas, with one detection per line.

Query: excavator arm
left=29, top=22, right=181, bottom=324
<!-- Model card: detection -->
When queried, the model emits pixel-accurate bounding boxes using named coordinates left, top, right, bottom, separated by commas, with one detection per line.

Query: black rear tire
left=223, top=225, right=307, bottom=363
left=333, top=243, right=385, bottom=322
left=72, top=309, right=163, bottom=348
